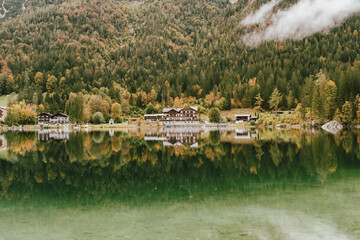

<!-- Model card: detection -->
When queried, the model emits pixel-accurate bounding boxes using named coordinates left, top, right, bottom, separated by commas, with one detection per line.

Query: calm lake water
left=0, top=128, right=360, bottom=240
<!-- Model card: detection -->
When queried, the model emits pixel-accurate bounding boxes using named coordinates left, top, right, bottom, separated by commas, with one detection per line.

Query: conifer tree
left=311, top=88, right=322, bottom=118
left=342, top=101, right=353, bottom=125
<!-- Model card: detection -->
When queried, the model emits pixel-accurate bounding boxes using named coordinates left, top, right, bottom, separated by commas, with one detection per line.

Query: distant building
left=144, top=114, right=164, bottom=121
left=38, top=113, right=69, bottom=125
left=38, top=113, right=53, bottom=125
left=162, top=106, right=198, bottom=123
left=0, top=106, right=9, bottom=122
left=250, top=116, right=258, bottom=121
left=235, top=114, right=258, bottom=123
left=50, top=113, right=69, bottom=125
left=271, top=111, right=284, bottom=114
left=235, top=114, right=251, bottom=122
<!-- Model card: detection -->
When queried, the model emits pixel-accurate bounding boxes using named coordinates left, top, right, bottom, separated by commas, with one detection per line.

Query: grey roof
left=144, top=114, right=164, bottom=117
left=162, top=106, right=198, bottom=113
left=52, top=113, right=68, bottom=117
left=38, top=113, right=53, bottom=116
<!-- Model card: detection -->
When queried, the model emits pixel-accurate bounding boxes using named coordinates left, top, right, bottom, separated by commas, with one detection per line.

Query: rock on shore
left=321, top=121, right=343, bottom=134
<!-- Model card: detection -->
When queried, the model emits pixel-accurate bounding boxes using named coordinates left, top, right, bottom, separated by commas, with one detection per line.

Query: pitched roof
left=38, top=113, right=53, bottom=117
left=52, top=113, right=68, bottom=117
left=162, top=106, right=198, bottom=113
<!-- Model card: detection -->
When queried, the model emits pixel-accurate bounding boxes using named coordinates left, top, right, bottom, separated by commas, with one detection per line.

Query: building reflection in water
left=38, top=129, right=70, bottom=142
left=234, top=129, right=259, bottom=139
left=144, top=127, right=201, bottom=148
left=0, top=134, right=7, bottom=151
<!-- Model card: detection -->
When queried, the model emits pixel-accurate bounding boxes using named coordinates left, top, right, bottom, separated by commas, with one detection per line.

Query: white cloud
left=242, top=0, right=360, bottom=46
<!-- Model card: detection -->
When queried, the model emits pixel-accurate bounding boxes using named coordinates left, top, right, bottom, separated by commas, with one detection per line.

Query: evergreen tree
left=311, top=88, right=322, bottom=118
left=208, top=108, right=221, bottom=123
left=66, top=93, right=84, bottom=124
left=145, top=103, right=156, bottom=114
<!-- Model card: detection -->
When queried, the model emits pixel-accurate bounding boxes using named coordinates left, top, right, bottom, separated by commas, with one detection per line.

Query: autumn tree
left=269, top=88, right=281, bottom=110
left=324, top=80, right=337, bottom=119
left=111, top=103, right=122, bottom=119
left=34, top=72, right=45, bottom=91
left=46, top=75, right=58, bottom=93
left=254, top=93, right=264, bottom=112
left=341, top=101, right=353, bottom=125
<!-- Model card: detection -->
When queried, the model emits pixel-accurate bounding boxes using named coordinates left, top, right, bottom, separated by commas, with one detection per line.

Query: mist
left=241, top=0, right=360, bottom=46
left=242, top=0, right=282, bottom=26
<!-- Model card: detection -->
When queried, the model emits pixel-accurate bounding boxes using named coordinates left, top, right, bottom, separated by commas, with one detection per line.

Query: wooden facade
left=162, top=106, right=198, bottom=122
left=38, top=113, right=69, bottom=125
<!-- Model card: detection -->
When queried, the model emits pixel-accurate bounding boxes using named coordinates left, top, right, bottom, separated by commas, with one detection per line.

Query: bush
left=92, top=112, right=105, bottom=124
left=105, top=115, right=111, bottom=123
left=250, top=120, right=256, bottom=126
left=145, top=103, right=156, bottom=114
left=115, top=117, right=124, bottom=123
left=208, top=108, right=221, bottom=123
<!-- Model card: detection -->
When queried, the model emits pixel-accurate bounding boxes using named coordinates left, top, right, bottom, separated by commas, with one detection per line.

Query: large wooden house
left=38, top=113, right=53, bottom=125
left=162, top=106, right=198, bottom=123
left=38, top=113, right=69, bottom=125
left=49, top=113, right=69, bottom=125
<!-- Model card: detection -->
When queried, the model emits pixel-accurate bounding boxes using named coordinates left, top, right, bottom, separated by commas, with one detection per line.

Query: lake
left=0, top=128, right=359, bottom=240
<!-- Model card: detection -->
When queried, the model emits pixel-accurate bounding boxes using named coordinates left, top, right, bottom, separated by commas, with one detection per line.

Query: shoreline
left=0, top=121, right=356, bottom=133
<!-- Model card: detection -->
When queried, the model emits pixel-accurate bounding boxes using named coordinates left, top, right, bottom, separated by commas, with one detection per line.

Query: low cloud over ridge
left=241, top=0, right=360, bottom=46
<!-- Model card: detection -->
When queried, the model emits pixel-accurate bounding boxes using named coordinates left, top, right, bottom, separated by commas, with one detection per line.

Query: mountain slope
left=1, top=0, right=360, bottom=113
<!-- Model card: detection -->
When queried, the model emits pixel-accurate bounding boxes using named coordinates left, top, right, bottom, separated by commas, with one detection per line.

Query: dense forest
left=1, top=0, right=360, bottom=123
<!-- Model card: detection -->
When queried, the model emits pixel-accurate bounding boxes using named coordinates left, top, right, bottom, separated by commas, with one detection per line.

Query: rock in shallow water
left=321, top=121, right=343, bottom=134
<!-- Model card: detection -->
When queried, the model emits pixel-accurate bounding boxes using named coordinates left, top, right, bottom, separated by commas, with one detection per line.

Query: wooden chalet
left=162, top=106, right=198, bottom=123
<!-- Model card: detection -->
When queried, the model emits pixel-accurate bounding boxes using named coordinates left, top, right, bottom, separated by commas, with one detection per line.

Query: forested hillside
left=1, top=0, right=360, bottom=123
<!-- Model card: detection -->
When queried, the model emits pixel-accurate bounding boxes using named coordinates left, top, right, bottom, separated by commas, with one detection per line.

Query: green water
left=0, top=129, right=360, bottom=239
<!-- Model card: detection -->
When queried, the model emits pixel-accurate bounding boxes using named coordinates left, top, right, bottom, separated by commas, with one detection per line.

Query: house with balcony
left=38, top=113, right=69, bottom=125
left=49, top=113, right=69, bottom=125
left=162, top=106, right=198, bottom=124
left=38, top=113, right=53, bottom=125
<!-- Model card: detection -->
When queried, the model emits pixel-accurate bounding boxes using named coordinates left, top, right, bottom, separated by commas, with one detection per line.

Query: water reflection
left=38, top=129, right=70, bottom=142
left=144, top=127, right=200, bottom=147
left=0, top=128, right=359, bottom=198
left=234, top=129, right=259, bottom=140
left=1, top=128, right=360, bottom=239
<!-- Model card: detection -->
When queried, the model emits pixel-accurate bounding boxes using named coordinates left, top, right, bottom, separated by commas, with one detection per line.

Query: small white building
left=235, top=114, right=251, bottom=122
left=235, top=114, right=258, bottom=123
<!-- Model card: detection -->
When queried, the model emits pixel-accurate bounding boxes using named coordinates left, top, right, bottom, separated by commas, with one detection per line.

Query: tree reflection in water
left=0, top=129, right=359, bottom=203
